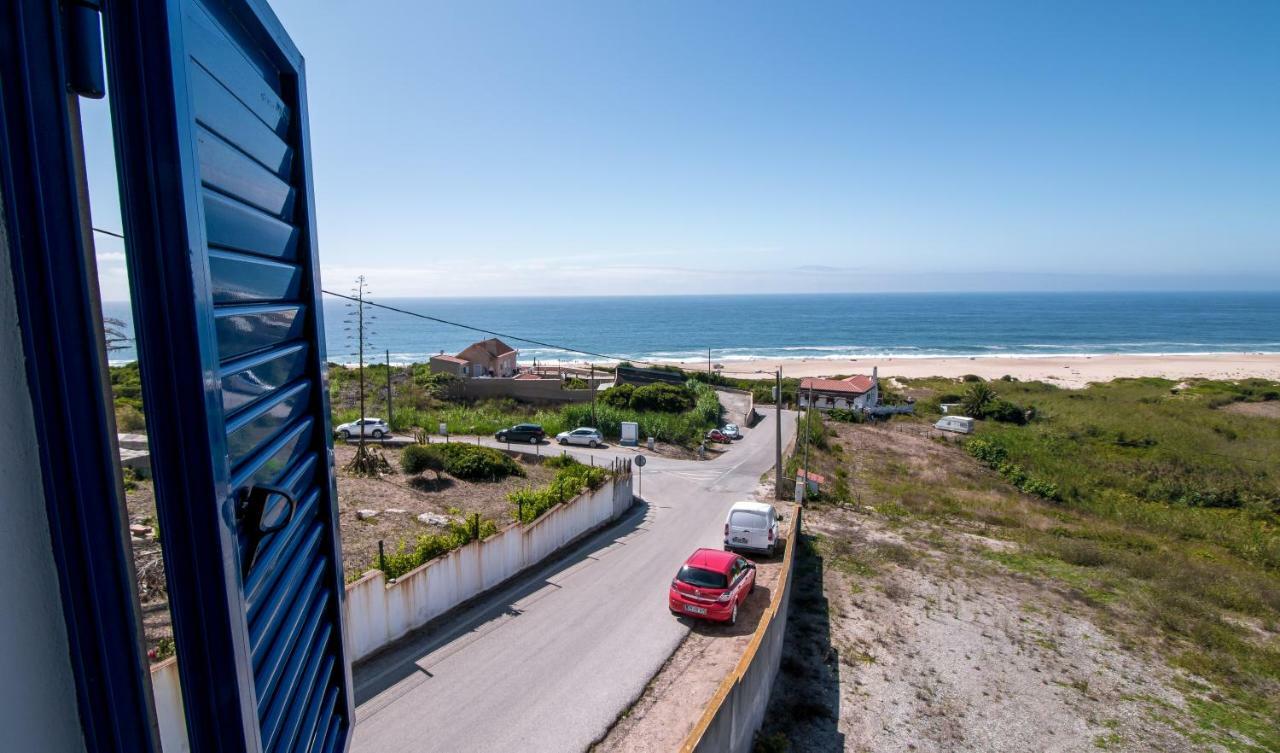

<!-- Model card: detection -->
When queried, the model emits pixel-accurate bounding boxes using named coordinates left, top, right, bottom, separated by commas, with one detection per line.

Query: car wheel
left=588, top=440, right=598, bottom=448
left=559, top=438, right=568, bottom=445
left=496, top=433, right=506, bottom=442
left=728, top=603, right=738, bottom=626
left=766, top=545, right=775, bottom=558
left=372, top=429, right=384, bottom=439
left=338, top=429, right=350, bottom=440
left=529, top=436, right=539, bottom=444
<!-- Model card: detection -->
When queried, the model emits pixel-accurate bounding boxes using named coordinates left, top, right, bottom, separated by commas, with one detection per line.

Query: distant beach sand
left=653, top=353, right=1280, bottom=389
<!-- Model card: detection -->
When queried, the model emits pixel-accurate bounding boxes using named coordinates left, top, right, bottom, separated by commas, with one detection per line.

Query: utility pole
left=775, top=368, right=783, bottom=500
left=590, top=362, right=597, bottom=427
left=800, top=383, right=813, bottom=504
left=707, top=347, right=711, bottom=375
left=385, top=348, right=392, bottom=429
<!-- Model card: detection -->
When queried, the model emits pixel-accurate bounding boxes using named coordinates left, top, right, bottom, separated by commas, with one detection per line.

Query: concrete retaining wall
left=152, top=466, right=633, bottom=750
left=681, top=507, right=801, bottom=753
left=444, top=377, right=595, bottom=404
left=345, top=470, right=633, bottom=661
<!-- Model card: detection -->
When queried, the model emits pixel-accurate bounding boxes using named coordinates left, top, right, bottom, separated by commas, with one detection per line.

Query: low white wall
left=151, top=659, right=188, bottom=753
left=346, top=473, right=634, bottom=661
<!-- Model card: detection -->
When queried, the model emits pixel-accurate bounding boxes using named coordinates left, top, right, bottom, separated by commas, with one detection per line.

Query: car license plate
left=732, top=537, right=748, bottom=544
left=683, top=604, right=707, bottom=615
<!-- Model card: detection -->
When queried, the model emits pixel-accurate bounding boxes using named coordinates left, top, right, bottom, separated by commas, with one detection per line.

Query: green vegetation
left=374, top=516, right=500, bottom=580
left=509, top=455, right=612, bottom=523
left=400, top=444, right=446, bottom=485
left=109, top=363, right=147, bottom=430
left=599, top=382, right=696, bottom=412
left=426, top=443, right=524, bottom=481
left=820, top=376, right=1280, bottom=747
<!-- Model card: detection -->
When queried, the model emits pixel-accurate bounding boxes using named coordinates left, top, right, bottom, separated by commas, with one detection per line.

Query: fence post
left=472, top=513, right=479, bottom=539
left=378, top=540, right=385, bottom=573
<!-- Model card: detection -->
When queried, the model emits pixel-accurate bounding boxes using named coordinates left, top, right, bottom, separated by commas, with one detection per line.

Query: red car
left=668, top=548, right=756, bottom=625
left=705, top=429, right=730, bottom=443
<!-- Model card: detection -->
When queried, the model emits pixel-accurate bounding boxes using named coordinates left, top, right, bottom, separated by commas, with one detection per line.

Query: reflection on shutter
left=103, top=0, right=352, bottom=749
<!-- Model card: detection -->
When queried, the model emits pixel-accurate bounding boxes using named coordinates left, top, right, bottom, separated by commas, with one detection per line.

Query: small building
left=798, top=368, right=879, bottom=411
left=429, top=337, right=519, bottom=378
left=797, top=469, right=825, bottom=493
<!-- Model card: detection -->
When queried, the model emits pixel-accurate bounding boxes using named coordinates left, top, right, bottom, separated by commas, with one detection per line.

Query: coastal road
left=350, top=407, right=796, bottom=752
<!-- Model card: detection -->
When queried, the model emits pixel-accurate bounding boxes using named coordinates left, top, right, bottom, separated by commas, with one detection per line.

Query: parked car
left=721, top=423, right=742, bottom=440
left=934, top=415, right=975, bottom=434
left=556, top=427, right=603, bottom=447
left=335, top=417, right=389, bottom=440
left=668, top=548, right=756, bottom=626
left=723, top=500, right=781, bottom=556
left=705, top=429, right=730, bottom=443
left=495, top=423, right=545, bottom=443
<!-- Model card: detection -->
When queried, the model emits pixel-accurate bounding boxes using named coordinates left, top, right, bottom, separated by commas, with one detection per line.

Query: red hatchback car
left=669, top=548, right=756, bottom=625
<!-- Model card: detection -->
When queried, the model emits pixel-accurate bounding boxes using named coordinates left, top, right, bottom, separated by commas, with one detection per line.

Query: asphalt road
left=351, top=405, right=796, bottom=752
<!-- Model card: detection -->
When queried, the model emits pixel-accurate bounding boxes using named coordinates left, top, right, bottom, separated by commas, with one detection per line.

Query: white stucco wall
left=0, top=201, right=88, bottom=752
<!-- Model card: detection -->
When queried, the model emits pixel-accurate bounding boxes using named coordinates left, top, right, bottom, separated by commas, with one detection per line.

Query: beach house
left=430, top=337, right=519, bottom=378
left=797, top=368, right=880, bottom=411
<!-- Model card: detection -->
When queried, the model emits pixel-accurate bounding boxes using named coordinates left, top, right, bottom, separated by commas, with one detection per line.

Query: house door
left=102, top=0, right=353, bottom=750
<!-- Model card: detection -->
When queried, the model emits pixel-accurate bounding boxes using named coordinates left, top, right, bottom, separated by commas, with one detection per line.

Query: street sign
left=634, top=454, right=647, bottom=467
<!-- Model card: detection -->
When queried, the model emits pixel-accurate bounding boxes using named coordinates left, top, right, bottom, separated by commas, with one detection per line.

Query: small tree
left=401, top=445, right=445, bottom=488
left=961, top=381, right=997, bottom=419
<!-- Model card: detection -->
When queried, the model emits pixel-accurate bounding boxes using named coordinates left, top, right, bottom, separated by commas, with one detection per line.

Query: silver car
left=721, top=423, right=742, bottom=440
left=335, top=417, right=389, bottom=440
left=556, top=427, right=604, bottom=447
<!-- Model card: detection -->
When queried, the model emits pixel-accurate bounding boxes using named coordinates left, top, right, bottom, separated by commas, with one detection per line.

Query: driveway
left=351, top=408, right=796, bottom=752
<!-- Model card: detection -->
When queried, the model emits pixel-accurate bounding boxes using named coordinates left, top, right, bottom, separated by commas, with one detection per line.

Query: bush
left=510, top=457, right=612, bottom=523
left=961, top=382, right=997, bottom=418
left=827, top=407, right=864, bottom=423
left=376, top=516, right=499, bottom=579
left=116, top=404, right=147, bottom=432
left=966, top=438, right=1058, bottom=501
left=600, top=384, right=635, bottom=408
left=986, top=399, right=1027, bottom=424
left=628, top=383, right=695, bottom=413
left=401, top=444, right=446, bottom=482
left=431, top=443, right=524, bottom=481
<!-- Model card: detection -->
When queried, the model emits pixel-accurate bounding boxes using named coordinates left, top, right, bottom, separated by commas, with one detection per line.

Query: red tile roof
left=513, top=373, right=544, bottom=380
left=432, top=354, right=467, bottom=364
left=798, top=374, right=875, bottom=395
left=797, top=470, right=826, bottom=484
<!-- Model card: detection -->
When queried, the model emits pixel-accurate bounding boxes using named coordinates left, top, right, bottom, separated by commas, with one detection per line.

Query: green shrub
left=628, top=383, right=695, bottom=413
left=966, top=438, right=1057, bottom=501
left=600, top=384, right=635, bottom=408
left=376, top=517, right=499, bottom=579
left=116, top=404, right=147, bottom=432
left=827, top=407, right=864, bottom=423
left=510, top=457, right=612, bottom=523
left=431, top=443, right=524, bottom=481
left=961, top=382, right=997, bottom=418
left=401, top=444, right=446, bottom=481
left=985, top=399, right=1027, bottom=424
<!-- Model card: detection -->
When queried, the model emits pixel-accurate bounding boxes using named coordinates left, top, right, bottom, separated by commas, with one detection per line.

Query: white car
left=335, top=417, right=389, bottom=440
left=556, top=427, right=604, bottom=448
left=721, top=423, right=742, bottom=440
left=724, top=501, right=781, bottom=556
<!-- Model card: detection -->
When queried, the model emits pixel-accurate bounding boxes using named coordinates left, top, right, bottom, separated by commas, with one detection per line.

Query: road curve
left=351, top=407, right=796, bottom=752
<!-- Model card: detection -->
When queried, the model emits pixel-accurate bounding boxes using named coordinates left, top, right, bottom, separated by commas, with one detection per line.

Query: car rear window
left=677, top=565, right=727, bottom=589
left=730, top=510, right=766, bottom=528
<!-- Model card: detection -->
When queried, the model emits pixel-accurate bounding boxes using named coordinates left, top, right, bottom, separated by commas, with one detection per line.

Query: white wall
left=0, top=202, right=88, bottom=752
left=346, top=475, right=634, bottom=661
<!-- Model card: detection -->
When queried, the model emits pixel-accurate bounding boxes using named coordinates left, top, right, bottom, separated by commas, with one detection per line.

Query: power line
left=92, top=225, right=771, bottom=378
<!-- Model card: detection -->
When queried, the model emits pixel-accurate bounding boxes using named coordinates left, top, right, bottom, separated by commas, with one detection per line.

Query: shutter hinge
left=62, top=0, right=105, bottom=98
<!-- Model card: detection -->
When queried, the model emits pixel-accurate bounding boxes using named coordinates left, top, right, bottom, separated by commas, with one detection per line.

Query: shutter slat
left=204, top=190, right=300, bottom=260
left=299, top=689, right=340, bottom=753
left=210, top=249, right=302, bottom=305
left=221, top=343, right=309, bottom=416
left=290, top=683, right=338, bottom=753
left=184, top=2, right=289, bottom=133
left=262, top=630, right=333, bottom=751
left=230, top=418, right=314, bottom=491
left=213, top=304, right=304, bottom=361
left=248, top=522, right=322, bottom=636
left=256, top=589, right=328, bottom=719
left=252, top=558, right=323, bottom=675
left=199, top=128, right=296, bottom=219
left=192, top=63, right=294, bottom=178
left=226, top=382, right=310, bottom=469
left=275, top=654, right=336, bottom=753
left=243, top=482, right=319, bottom=608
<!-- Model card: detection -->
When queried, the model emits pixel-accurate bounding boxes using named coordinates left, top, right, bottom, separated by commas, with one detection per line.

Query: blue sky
left=84, top=1, right=1280, bottom=299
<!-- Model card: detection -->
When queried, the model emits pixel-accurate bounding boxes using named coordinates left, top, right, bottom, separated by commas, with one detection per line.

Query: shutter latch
left=62, top=0, right=105, bottom=98
left=236, top=484, right=299, bottom=577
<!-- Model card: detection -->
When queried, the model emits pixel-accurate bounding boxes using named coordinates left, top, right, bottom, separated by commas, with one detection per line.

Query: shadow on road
left=678, top=584, right=774, bottom=638
left=756, top=532, right=845, bottom=751
left=353, top=498, right=652, bottom=707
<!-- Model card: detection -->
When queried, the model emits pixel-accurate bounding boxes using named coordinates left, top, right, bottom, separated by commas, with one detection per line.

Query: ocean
left=102, top=291, right=1280, bottom=366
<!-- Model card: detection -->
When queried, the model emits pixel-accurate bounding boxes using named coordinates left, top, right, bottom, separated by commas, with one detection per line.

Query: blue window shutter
left=102, top=1, right=352, bottom=750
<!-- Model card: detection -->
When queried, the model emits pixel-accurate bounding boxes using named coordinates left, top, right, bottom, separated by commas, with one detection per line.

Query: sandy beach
left=657, top=353, right=1280, bottom=389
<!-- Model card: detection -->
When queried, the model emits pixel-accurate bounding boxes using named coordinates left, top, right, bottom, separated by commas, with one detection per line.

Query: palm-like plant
left=961, top=381, right=997, bottom=419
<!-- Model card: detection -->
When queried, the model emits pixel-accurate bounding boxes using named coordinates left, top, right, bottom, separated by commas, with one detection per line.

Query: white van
left=934, top=415, right=975, bottom=434
left=724, top=501, right=781, bottom=556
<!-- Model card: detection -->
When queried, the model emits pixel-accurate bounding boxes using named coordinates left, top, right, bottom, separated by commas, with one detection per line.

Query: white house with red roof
left=797, top=368, right=879, bottom=411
